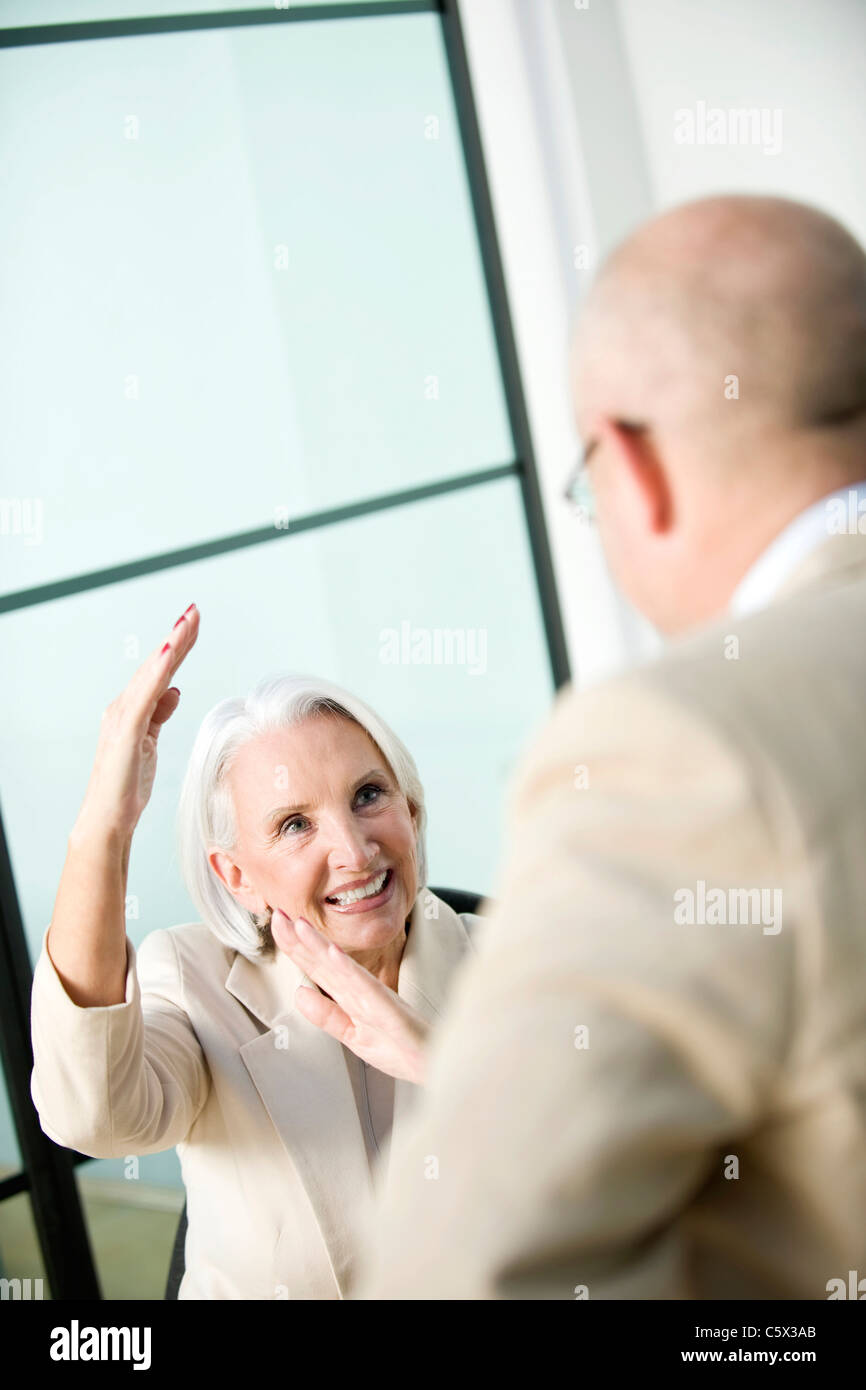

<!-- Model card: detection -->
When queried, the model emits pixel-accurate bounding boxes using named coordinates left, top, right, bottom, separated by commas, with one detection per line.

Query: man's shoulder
left=522, top=637, right=734, bottom=774
left=642, top=561, right=866, bottom=758
left=554, top=561, right=865, bottom=734
left=513, top=564, right=866, bottom=830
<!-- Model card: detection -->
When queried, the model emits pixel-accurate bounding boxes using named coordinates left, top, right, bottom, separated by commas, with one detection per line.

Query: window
left=0, top=0, right=568, bottom=1298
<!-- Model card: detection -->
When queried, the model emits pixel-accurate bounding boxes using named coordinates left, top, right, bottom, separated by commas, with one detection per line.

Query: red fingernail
left=173, top=615, right=185, bottom=628
left=184, top=603, right=196, bottom=615
left=161, top=642, right=171, bottom=654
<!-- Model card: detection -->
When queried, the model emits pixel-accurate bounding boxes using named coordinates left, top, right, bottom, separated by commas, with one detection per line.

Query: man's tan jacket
left=356, top=532, right=866, bottom=1300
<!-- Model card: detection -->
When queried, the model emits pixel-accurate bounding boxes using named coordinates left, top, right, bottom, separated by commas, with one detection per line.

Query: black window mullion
left=0, top=806, right=102, bottom=1298
left=0, top=0, right=571, bottom=1301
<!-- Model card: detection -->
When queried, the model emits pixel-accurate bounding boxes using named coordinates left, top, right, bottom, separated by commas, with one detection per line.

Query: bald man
left=354, top=195, right=866, bottom=1299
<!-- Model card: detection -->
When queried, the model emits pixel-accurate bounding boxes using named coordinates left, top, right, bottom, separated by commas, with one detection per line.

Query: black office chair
left=164, top=885, right=486, bottom=1299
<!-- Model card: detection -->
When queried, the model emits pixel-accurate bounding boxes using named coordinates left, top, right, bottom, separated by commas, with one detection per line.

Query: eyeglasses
left=562, top=437, right=601, bottom=523
left=562, top=421, right=648, bottom=524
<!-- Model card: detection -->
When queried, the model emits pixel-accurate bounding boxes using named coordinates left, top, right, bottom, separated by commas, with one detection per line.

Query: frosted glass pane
left=0, top=14, right=513, bottom=597
left=0, top=1069, right=22, bottom=1169
left=0, top=477, right=551, bottom=970
left=78, top=1146, right=184, bottom=1190
left=0, top=1, right=409, bottom=25
left=0, top=1190, right=47, bottom=1295
left=74, top=1170, right=185, bottom=1295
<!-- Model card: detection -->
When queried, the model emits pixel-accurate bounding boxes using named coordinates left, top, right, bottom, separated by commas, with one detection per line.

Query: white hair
left=176, top=673, right=428, bottom=961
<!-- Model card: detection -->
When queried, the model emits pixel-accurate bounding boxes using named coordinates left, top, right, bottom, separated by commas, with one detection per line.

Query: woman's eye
left=279, top=816, right=308, bottom=836
left=278, top=785, right=384, bottom=836
left=356, top=784, right=383, bottom=806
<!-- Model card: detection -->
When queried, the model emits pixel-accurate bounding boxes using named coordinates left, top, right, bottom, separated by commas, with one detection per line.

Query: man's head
left=570, top=194, right=866, bottom=634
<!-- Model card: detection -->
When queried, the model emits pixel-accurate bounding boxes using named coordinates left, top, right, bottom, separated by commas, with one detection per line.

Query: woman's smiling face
left=208, top=713, right=419, bottom=963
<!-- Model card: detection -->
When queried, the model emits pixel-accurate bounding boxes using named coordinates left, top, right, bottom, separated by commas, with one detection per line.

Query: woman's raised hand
left=48, top=604, right=201, bottom=1007
left=74, top=603, right=200, bottom=843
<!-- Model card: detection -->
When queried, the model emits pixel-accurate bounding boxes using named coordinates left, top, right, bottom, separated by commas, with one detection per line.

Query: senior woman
left=29, top=603, right=485, bottom=1299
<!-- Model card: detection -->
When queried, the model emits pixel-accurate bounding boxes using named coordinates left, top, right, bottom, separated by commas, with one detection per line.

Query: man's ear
left=601, top=417, right=672, bottom=535
left=208, top=848, right=267, bottom=914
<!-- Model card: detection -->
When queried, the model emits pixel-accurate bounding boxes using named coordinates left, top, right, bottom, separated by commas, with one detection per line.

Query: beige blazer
left=29, top=889, right=483, bottom=1298
left=356, top=532, right=866, bottom=1299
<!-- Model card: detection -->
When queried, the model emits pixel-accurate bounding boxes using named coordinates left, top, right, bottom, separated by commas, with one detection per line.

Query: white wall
left=459, top=0, right=866, bottom=687
left=460, top=0, right=660, bottom=691
left=617, top=0, right=866, bottom=244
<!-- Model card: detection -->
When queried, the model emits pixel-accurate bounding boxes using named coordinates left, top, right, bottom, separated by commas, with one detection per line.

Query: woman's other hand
left=271, top=909, right=431, bottom=1084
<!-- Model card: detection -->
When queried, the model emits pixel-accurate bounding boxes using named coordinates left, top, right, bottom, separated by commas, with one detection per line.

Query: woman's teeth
left=327, top=869, right=388, bottom=906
